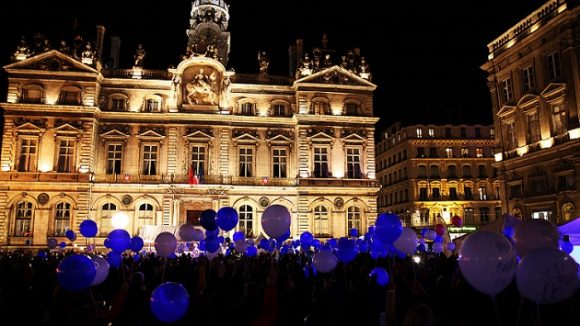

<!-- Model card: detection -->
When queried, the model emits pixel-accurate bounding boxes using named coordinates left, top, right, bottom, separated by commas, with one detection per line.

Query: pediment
left=308, top=131, right=334, bottom=142
left=294, top=66, right=376, bottom=89
left=341, top=132, right=367, bottom=143
left=497, top=104, right=517, bottom=118
left=53, top=123, right=82, bottom=135
left=184, top=129, right=214, bottom=141
left=266, top=134, right=293, bottom=143
left=4, top=50, right=99, bottom=74
left=99, top=129, right=130, bottom=140
left=541, top=83, right=566, bottom=102
left=233, top=132, right=260, bottom=143
left=517, top=94, right=540, bottom=109
left=14, top=122, right=46, bottom=135
left=137, top=129, right=166, bottom=140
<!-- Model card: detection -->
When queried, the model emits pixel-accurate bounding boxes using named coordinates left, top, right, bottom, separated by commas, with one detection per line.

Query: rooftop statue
left=258, top=51, right=269, bottom=75
left=58, top=40, right=71, bottom=56
left=12, top=36, right=31, bottom=61
left=133, top=43, right=147, bottom=67
left=358, top=56, right=372, bottom=81
left=81, top=42, right=96, bottom=65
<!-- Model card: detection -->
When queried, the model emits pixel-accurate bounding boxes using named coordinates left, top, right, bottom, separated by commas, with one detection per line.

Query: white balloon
left=312, top=250, right=338, bottom=273
left=393, top=227, right=418, bottom=255
left=261, top=205, right=292, bottom=239
left=91, top=255, right=110, bottom=286
left=513, top=219, right=559, bottom=258
left=458, top=231, right=517, bottom=295
left=517, top=247, right=580, bottom=304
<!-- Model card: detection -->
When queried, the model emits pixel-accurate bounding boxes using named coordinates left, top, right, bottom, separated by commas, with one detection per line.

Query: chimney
left=354, top=48, right=361, bottom=56
left=296, top=38, right=303, bottom=72
left=288, top=44, right=296, bottom=77
left=110, top=36, right=121, bottom=68
left=96, top=25, right=106, bottom=60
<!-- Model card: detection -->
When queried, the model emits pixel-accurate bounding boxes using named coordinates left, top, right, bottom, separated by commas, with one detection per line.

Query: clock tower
left=187, top=0, right=231, bottom=66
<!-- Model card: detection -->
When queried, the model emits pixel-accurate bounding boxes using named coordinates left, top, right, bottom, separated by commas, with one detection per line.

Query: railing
left=93, top=174, right=299, bottom=186
left=102, top=69, right=171, bottom=80
left=298, top=178, right=378, bottom=187
left=231, top=73, right=293, bottom=86
left=0, top=171, right=90, bottom=182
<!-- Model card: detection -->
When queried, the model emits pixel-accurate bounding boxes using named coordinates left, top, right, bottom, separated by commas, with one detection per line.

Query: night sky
left=0, top=0, right=547, bottom=132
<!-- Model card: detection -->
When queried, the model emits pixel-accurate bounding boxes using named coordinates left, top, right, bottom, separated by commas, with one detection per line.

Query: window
left=403, top=167, right=407, bottom=179
left=445, top=147, right=453, bottom=158
left=495, top=207, right=502, bottom=220
left=313, top=147, right=329, bottom=178
left=462, top=165, right=471, bottom=177
left=57, top=139, right=75, bottom=173
left=106, top=144, right=123, bottom=175
left=138, top=203, right=154, bottom=219
left=190, top=145, right=206, bottom=177
left=476, top=147, right=484, bottom=158
left=428, top=128, right=435, bottom=138
left=59, top=89, right=81, bottom=105
left=510, top=185, right=522, bottom=198
left=522, top=65, right=536, bottom=93
left=480, top=208, right=490, bottom=223
left=430, top=165, right=439, bottom=178
left=142, top=144, right=158, bottom=175
left=501, top=77, right=513, bottom=103
left=21, top=86, right=43, bottom=103
left=465, top=187, right=473, bottom=199
left=18, top=138, right=38, bottom=172
left=445, top=128, right=452, bottom=138
left=100, top=203, right=117, bottom=236
left=449, top=187, right=458, bottom=200
left=461, top=147, right=469, bottom=158
left=312, top=101, right=329, bottom=115
left=314, top=206, right=329, bottom=235
left=429, top=147, right=438, bottom=158
left=479, top=186, right=488, bottom=200
left=417, top=147, right=425, bottom=158
left=546, top=52, right=561, bottom=81
left=238, top=205, right=254, bottom=237
left=111, top=98, right=126, bottom=111
left=54, top=202, right=71, bottom=236
left=416, top=128, right=423, bottom=138
left=460, top=128, right=467, bottom=138
left=347, top=207, right=361, bottom=232
left=447, top=165, right=456, bottom=178
left=558, top=174, right=575, bottom=190
left=495, top=186, right=501, bottom=200
left=432, top=188, right=441, bottom=199
left=527, top=112, right=541, bottom=143
left=272, top=148, right=287, bottom=178
left=551, top=104, right=568, bottom=136
left=272, top=104, right=286, bottom=116
left=418, top=165, right=427, bottom=178
left=403, top=150, right=407, bottom=160
left=239, top=147, right=253, bottom=177
left=346, top=148, right=362, bottom=178
left=145, top=98, right=161, bottom=112
left=14, top=201, right=33, bottom=236
left=345, top=103, right=358, bottom=115
left=241, top=103, right=254, bottom=115
left=505, top=121, right=517, bottom=149
left=464, top=208, right=474, bottom=224
left=478, top=165, right=486, bottom=178
left=394, top=171, right=398, bottom=182
left=404, top=189, right=408, bottom=201
left=419, top=188, right=428, bottom=200
left=475, top=127, right=481, bottom=138
left=490, top=128, right=495, bottom=137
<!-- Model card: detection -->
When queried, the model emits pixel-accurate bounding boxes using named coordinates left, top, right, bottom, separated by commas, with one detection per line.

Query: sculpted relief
left=184, top=66, right=219, bottom=105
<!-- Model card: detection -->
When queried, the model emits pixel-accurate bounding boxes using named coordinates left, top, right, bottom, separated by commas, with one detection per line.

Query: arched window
left=14, top=201, right=33, bottom=236
left=135, top=203, right=155, bottom=235
left=58, top=86, right=82, bottom=105
left=311, top=100, right=330, bottom=115
left=314, top=205, right=329, bottom=236
left=21, top=84, right=44, bottom=104
left=54, top=202, right=71, bottom=236
left=345, top=102, right=359, bottom=115
left=240, top=102, right=255, bottom=115
left=347, top=206, right=361, bottom=233
left=562, top=203, right=575, bottom=222
left=271, top=102, right=288, bottom=116
left=109, top=93, right=128, bottom=111
left=239, top=205, right=254, bottom=237
left=144, top=97, right=162, bottom=112
left=100, top=203, right=117, bottom=235
left=139, top=203, right=154, bottom=219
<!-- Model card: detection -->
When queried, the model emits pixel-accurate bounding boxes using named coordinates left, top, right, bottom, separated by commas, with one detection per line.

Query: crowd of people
left=1, top=245, right=579, bottom=326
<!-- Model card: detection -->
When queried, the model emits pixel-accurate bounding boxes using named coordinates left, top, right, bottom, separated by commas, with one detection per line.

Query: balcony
left=102, top=69, right=170, bottom=80
left=0, top=171, right=90, bottom=182
left=298, top=178, right=378, bottom=187
left=93, top=174, right=298, bottom=186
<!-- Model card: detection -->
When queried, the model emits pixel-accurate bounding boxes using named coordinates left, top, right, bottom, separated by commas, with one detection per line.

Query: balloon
left=80, top=219, right=98, bottom=238
left=25, top=239, right=31, bottom=246
left=359, top=241, right=369, bottom=253
left=435, top=223, right=446, bottom=236
left=259, top=238, right=269, bottom=249
left=434, top=235, right=443, bottom=243
left=233, top=231, right=245, bottom=243
left=369, top=267, right=389, bottom=286
left=312, top=250, right=338, bottom=273
left=446, top=242, right=456, bottom=252
left=192, top=229, right=204, bottom=241
left=178, top=224, right=196, bottom=241
left=234, top=239, right=248, bottom=253
left=451, top=215, right=463, bottom=227
left=513, top=219, right=559, bottom=258
left=59, top=241, right=67, bottom=248
left=375, top=213, right=402, bottom=244
left=107, top=251, right=122, bottom=268
left=560, top=235, right=573, bottom=254
left=130, top=236, right=144, bottom=252
left=327, top=238, right=337, bottom=248
left=104, top=238, right=111, bottom=248
left=65, top=230, right=77, bottom=241
left=246, top=245, right=258, bottom=257
left=516, top=247, right=580, bottom=304
left=150, top=282, right=190, bottom=323
left=206, top=245, right=223, bottom=261
left=424, top=229, right=437, bottom=241
left=204, top=235, right=221, bottom=253
left=337, top=239, right=357, bottom=264
left=91, top=255, right=110, bottom=286
left=432, top=242, right=443, bottom=253
left=349, top=228, right=359, bottom=238
left=216, top=207, right=238, bottom=232
left=261, top=205, right=292, bottom=239
left=393, top=227, right=418, bottom=255
left=458, top=231, right=517, bottom=295
left=368, top=225, right=376, bottom=235
left=56, top=254, right=97, bottom=291
left=276, top=229, right=291, bottom=243
left=154, top=232, right=177, bottom=258
left=200, top=209, right=218, bottom=231
left=300, top=231, right=314, bottom=246
left=107, top=229, right=131, bottom=252
left=48, top=238, right=58, bottom=249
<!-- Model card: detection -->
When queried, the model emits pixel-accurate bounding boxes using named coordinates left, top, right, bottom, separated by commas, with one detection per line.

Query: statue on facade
left=358, top=56, right=371, bottom=81
left=42, top=39, right=52, bottom=52
left=133, top=43, right=146, bottom=67
left=322, top=53, right=333, bottom=68
left=12, top=36, right=31, bottom=61
left=186, top=68, right=217, bottom=105
left=257, top=51, right=269, bottom=75
left=58, top=40, right=70, bottom=55
left=72, top=35, right=84, bottom=59
left=81, top=41, right=96, bottom=65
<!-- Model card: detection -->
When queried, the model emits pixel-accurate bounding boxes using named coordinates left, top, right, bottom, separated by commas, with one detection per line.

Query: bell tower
left=186, top=0, right=231, bottom=66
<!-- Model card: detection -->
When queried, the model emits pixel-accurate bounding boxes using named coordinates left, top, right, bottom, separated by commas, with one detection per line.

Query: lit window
left=479, top=186, right=488, bottom=200
left=312, top=101, right=329, bottom=115
left=445, top=147, right=453, bottom=158
left=191, top=145, right=206, bottom=178
left=416, top=128, right=423, bottom=138
left=54, top=202, right=71, bottom=236
left=522, top=65, right=536, bottom=93
left=238, top=205, right=254, bottom=237
left=139, top=203, right=154, bottom=219
left=18, top=138, right=38, bottom=172
left=551, top=104, right=568, bottom=136
left=145, top=99, right=161, bottom=112
left=546, top=52, right=561, bottom=81
left=428, top=128, right=435, bottom=138
left=313, top=147, right=329, bottom=178
left=57, top=139, right=75, bottom=173
left=272, top=104, right=286, bottom=116
left=314, top=206, right=329, bottom=236
left=527, top=112, right=541, bottom=143
left=347, top=207, right=361, bottom=232
left=106, top=144, right=123, bottom=175
left=59, top=89, right=81, bottom=105
left=476, top=148, right=484, bottom=158
left=501, top=77, right=513, bottom=103
left=272, top=148, right=287, bottom=178
left=461, top=147, right=469, bottom=158
left=141, top=144, right=158, bottom=175
left=14, top=201, right=33, bottom=236
left=346, top=147, right=362, bottom=178
left=239, top=147, right=253, bottom=177
left=505, top=121, right=517, bottom=149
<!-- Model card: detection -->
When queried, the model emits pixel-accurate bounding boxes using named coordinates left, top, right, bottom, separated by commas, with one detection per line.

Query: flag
left=187, top=164, right=194, bottom=185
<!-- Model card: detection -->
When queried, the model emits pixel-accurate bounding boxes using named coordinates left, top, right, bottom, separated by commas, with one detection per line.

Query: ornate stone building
left=481, top=0, right=580, bottom=223
left=376, top=123, right=501, bottom=229
left=0, top=0, right=379, bottom=247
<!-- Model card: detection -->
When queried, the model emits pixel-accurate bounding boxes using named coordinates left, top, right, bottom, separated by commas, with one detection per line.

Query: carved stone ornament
left=37, top=193, right=49, bottom=205
left=259, top=197, right=270, bottom=208
left=334, top=197, right=344, bottom=208
left=122, top=195, right=133, bottom=206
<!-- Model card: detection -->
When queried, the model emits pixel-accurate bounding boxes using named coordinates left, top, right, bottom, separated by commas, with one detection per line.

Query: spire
left=185, top=0, right=231, bottom=66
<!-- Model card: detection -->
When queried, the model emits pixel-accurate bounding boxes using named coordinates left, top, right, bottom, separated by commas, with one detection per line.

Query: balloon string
left=161, top=258, right=167, bottom=283
left=515, top=297, right=524, bottom=326
left=490, top=295, right=501, bottom=326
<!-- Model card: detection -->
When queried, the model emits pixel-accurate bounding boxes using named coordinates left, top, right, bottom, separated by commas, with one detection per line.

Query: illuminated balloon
left=56, top=254, right=97, bottom=291
left=107, top=229, right=131, bottom=253
left=312, top=250, right=338, bottom=273
left=65, top=230, right=77, bottom=241
left=91, top=255, right=110, bottom=286
left=261, top=205, right=292, bottom=239
left=216, top=207, right=238, bottom=232
left=178, top=224, right=196, bottom=242
left=47, top=238, right=58, bottom=249
left=375, top=213, right=402, bottom=244
left=192, top=229, right=204, bottom=241
left=369, top=267, right=389, bottom=286
left=435, top=223, right=446, bottom=236
left=130, top=236, right=144, bottom=253
left=393, top=227, right=418, bottom=255
left=451, top=215, right=463, bottom=227
left=300, top=231, right=314, bottom=246
left=80, top=219, right=98, bottom=238
left=513, top=219, right=559, bottom=258
left=150, top=282, right=190, bottom=323
left=200, top=209, right=218, bottom=231
left=154, top=232, right=177, bottom=258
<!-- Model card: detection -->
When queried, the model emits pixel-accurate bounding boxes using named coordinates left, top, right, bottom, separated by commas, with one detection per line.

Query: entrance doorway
left=186, top=210, right=202, bottom=226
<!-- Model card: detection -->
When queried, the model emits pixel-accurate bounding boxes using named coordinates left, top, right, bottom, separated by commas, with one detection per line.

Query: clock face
left=194, top=27, right=218, bottom=54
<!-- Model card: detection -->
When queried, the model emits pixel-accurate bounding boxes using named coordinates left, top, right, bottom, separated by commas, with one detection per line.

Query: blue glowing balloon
left=369, top=267, right=390, bottom=286
left=300, top=231, right=314, bottom=246
left=259, top=238, right=269, bottom=249
left=233, top=231, right=245, bottom=243
left=375, top=213, right=403, bottom=245
left=204, top=235, right=220, bottom=253
left=79, top=219, right=98, bottom=238
left=327, top=238, right=337, bottom=248
left=107, top=251, right=123, bottom=268
left=48, top=238, right=58, bottom=249
left=59, top=241, right=67, bottom=248
left=150, top=282, right=190, bottom=323
left=349, top=228, right=359, bottom=238
left=337, top=239, right=357, bottom=264
left=107, top=229, right=131, bottom=252
left=560, top=237, right=574, bottom=254
left=65, top=230, right=77, bottom=241
left=56, top=254, right=97, bottom=291
left=246, top=245, right=258, bottom=257
left=276, top=229, right=291, bottom=243
left=216, top=207, right=238, bottom=232
left=130, top=236, right=144, bottom=252
left=200, top=209, right=218, bottom=231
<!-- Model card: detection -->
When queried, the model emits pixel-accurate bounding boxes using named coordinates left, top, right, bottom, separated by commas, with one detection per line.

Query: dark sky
left=0, top=0, right=547, bottom=132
